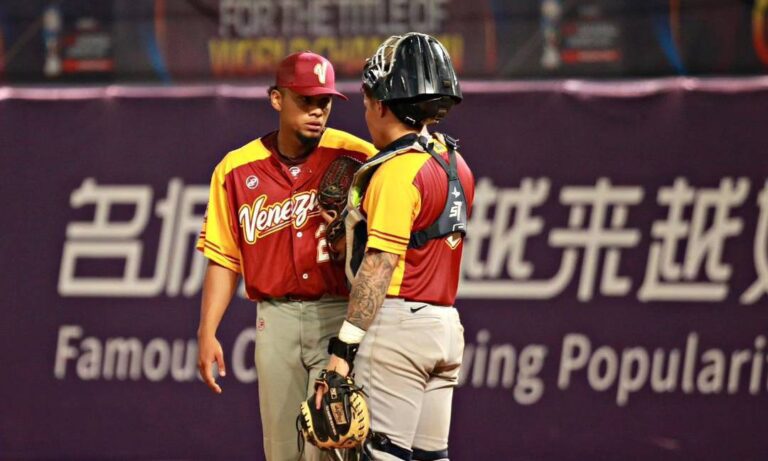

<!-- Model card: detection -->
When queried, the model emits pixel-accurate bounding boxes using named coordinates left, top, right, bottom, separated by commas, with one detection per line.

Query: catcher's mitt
left=318, top=156, right=362, bottom=261
left=298, top=370, right=370, bottom=451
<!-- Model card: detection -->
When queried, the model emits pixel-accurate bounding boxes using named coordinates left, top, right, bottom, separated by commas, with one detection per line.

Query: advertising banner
left=1, top=1, right=767, bottom=83
left=1, top=79, right=768, bottom=460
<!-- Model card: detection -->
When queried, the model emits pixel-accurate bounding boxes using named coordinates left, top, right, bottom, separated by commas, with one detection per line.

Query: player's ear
left=269, top=87, right=283, bottom=112
left=377, top=99, right=388, bottom=118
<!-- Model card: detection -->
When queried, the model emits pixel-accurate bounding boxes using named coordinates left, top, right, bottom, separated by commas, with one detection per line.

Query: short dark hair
left=362, top=84, right=375, bottom=99
left=363, top=84, right=424, bottom=129
left=267, top=85, right=283, bottom=97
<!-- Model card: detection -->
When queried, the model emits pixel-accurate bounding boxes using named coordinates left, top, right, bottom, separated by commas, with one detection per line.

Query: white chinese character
left=460, top=177, right=582, bottom=299
left=58, top=178, right=181, bottom=297
left=639, top=177, right=749, bottom=302
left=549, top=178, right=644, bottom=301
left=165, top=185, right=209, bottom=297
left=741, top=181, right=768, bottom=305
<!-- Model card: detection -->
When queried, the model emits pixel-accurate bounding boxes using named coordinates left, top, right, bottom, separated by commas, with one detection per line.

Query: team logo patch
left=289, top=166, right=301, bottom=178
left=257, top=317, right=266, bottom=331
left=446, top=233, right=462, bottom=250
left=246, top=175, right=259, bottom=189
left=313, top=61, right=328, bottom=84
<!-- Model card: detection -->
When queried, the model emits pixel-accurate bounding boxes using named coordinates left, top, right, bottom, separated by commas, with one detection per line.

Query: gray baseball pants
left=355, top=298, right=464, bottom=461
left=255, top=296, right=347, bottom=461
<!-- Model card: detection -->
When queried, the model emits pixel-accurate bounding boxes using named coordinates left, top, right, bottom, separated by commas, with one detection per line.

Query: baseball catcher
left=314, top=32, right=470, bottom=461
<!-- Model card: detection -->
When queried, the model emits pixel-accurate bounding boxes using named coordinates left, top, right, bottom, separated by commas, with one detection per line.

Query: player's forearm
left=197, top=261, right=240, bottom=338
left=346, top=249, right=398, bottom=331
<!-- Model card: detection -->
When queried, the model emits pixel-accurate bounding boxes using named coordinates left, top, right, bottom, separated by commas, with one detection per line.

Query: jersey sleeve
left=321, top=128, right=378, bottom=161
left=344, top=137, right=377, bottom=162
left=196, top=162, right=242, bottom=273
left=357, top=139, right=378, bottom=160
left=363, top=157, right=422, bottom=256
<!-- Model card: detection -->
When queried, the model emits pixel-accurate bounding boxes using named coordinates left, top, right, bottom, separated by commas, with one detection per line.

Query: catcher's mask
left=362, top=33, right=462, bottom=127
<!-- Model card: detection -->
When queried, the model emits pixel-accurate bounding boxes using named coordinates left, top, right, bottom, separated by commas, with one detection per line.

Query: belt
left=269, top=294, right=324, bottom=302
left=385, top=297, right=452, bottom=308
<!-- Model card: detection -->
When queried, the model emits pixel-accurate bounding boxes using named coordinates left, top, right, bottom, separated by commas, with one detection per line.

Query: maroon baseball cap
left=275, top=51, right=347, bottom=100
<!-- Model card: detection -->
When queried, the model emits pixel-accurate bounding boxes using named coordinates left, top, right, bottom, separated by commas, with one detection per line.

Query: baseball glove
left=298, top=370, right=370, bottom=451
left=318, top=156, right=362, bottom=261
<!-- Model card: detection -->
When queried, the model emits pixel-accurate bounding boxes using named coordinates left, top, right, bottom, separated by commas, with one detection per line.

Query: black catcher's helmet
left=362, top=33, right=462, bottom=127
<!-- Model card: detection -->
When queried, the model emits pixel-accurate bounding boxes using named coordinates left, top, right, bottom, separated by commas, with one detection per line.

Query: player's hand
left=197, top=334, right=227, bottom=394
left=314, top=354, right=350, bottom=409
left=319, top=208, right=337, bottom=224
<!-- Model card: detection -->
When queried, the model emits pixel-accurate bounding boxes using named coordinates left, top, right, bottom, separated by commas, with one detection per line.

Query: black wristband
left=328, top=336, right=359, bottom=364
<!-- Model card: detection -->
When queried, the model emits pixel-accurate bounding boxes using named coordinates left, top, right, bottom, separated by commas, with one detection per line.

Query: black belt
left=389, top=297, right=452, bottom=308
left=270, top=295, right=323, bottom=302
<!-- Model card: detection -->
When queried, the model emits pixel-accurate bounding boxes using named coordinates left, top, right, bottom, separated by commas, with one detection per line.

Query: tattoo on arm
left=347, top=250, right=399, bottom=331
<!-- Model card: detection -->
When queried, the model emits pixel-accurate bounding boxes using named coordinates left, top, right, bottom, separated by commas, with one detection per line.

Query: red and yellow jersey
left=197, top=128, right=376, bottom=301
left=363, top=137, right=475, bottom=306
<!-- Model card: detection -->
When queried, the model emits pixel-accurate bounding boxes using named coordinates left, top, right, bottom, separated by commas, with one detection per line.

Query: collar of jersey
left=367, top=133, right=420, bottom=163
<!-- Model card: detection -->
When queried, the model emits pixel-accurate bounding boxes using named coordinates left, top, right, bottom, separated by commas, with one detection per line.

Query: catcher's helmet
left=362, top=33, right=462, bottom=127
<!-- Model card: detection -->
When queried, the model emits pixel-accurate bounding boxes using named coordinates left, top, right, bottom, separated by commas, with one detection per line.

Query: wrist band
left=328, top=336, right=360, bottom=365
left=339, top=320, right=366, bottom=344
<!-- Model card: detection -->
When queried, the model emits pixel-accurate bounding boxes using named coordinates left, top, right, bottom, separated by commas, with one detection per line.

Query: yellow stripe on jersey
left=219, top=138, right=272, bottom=179
left=196, top=138, right=271, bottom=273
left=320, top=128, right=377, bottom=158
left=388, top=256, right=407, bottom=296
left=363, top=152, right=432, bottom=295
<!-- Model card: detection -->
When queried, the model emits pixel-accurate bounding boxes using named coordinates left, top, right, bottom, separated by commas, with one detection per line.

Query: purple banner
left=1, top=79, right=768, bottom=460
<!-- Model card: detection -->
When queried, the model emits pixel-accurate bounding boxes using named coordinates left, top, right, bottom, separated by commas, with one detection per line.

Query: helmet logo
left=313, top=61, right=328, bottom=84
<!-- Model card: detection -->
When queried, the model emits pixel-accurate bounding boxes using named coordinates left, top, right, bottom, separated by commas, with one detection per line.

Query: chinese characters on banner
left=58, top=176, right=768, bottom=304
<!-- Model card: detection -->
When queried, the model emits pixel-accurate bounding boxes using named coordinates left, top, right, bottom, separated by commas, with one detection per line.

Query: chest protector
left=342, top=133, right=468, bottom=281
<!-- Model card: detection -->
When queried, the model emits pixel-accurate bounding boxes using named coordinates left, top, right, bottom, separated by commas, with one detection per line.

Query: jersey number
left=316, top=224, right=330, bottom=263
